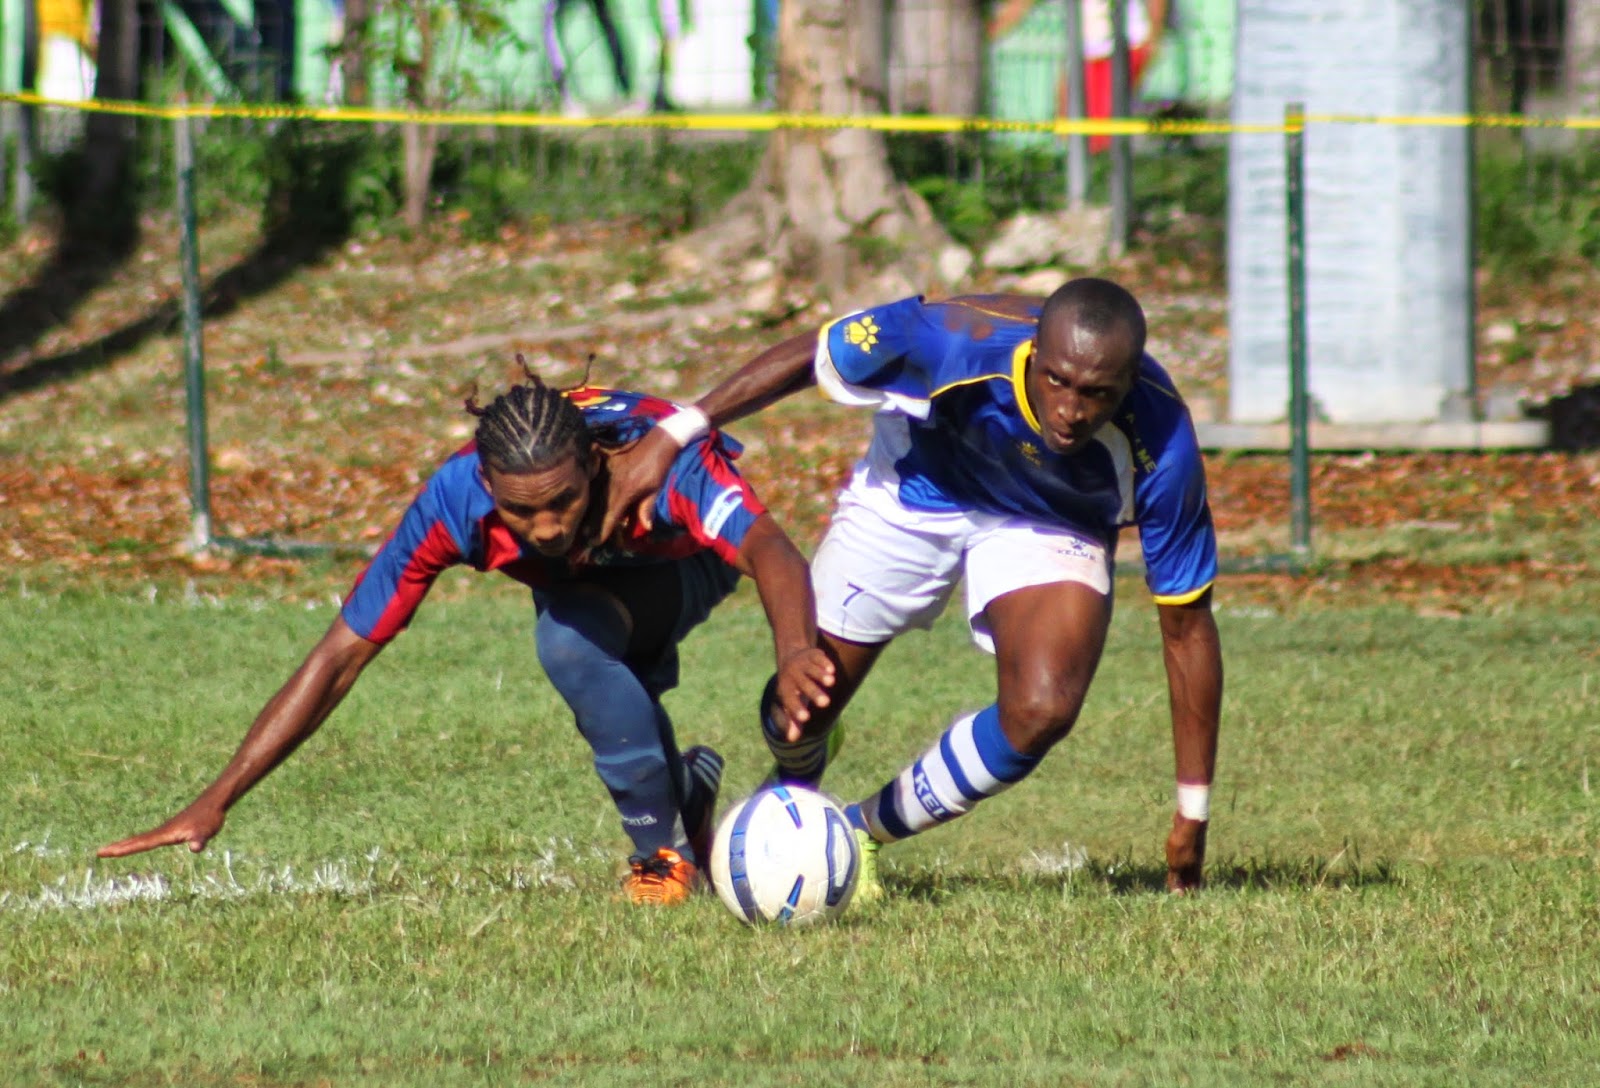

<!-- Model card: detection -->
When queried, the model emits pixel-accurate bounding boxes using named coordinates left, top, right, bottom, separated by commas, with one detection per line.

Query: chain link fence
left=0, top=1, right=1596, bottom=271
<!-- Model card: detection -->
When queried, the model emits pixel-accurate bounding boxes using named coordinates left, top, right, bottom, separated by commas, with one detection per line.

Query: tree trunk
left=343, top=0, right=374, bottom=106
left=402, top=122, right=439, bottom=228
left=77, top=0, right=139, bottom=246
left=398, top=1, right=437, bottom=229
left=888, top=0, right=984, bottom=116
left=688, top=0, right=948, bottom=299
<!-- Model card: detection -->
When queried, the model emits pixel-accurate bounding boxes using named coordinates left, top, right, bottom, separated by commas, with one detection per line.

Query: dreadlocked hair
left=464, top=355, right=593, bottom=475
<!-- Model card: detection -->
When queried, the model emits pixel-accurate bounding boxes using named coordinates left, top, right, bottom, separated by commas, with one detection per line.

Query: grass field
left=3, top=576, right=1596, bottom=1086
left=3, top=184, right=1598, bottom=1086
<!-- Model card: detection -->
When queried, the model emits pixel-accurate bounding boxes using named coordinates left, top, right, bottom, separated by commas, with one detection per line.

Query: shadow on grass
left=885, top=851, right=1398, bottom=902
left=0, top=231, right=350, bottom=400
left=0, top=161, right=141, bottom=388
left=0, top=131, right=366, bottom=402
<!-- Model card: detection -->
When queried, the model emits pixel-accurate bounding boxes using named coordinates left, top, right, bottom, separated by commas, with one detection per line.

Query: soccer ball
left=708, top=785, right=860, bottom=925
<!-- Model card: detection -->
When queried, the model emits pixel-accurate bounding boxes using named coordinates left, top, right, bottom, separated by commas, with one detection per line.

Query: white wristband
left=1176, top=782, right=1211, bottom=822
left=656, top=406, right=711, bottom=448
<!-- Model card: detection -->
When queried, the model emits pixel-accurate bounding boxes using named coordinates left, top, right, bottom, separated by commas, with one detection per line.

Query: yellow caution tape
left=1, top=92, right=1596, bottom=134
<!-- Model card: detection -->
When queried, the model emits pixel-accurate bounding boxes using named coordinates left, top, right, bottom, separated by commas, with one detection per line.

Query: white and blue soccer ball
left=709, top=785, right=860, bottom=925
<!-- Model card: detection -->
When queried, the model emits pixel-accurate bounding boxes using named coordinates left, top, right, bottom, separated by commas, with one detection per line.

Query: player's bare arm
left=600, top=329, right=819, bottom=541
left=1156, top=589, right=1224, bottom=892
left=734, top=513, right=835, bottom=738
left=96, top=617, right=383, bottom=859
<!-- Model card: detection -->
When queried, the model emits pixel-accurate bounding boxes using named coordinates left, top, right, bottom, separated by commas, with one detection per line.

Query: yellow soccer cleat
left=852, top=826, right=885, bottom=904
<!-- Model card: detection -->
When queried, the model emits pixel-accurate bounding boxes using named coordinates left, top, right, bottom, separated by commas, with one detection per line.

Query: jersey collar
left=1011, top=338, right=1043, bottom=436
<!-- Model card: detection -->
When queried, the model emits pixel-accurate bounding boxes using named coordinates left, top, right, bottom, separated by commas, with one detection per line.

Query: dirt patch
left=3, top=212, right=1598, bottom=610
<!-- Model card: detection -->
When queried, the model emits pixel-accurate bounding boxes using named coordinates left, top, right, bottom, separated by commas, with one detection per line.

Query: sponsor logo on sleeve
left=702, top=487, right=746, bottom=538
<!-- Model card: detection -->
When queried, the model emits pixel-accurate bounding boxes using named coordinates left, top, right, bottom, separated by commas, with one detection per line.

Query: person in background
left=544, top=0, right=688, bottom=115
left=545, top=0, right=634, bottom=115
left=989, top=0, right=1169, bottom=153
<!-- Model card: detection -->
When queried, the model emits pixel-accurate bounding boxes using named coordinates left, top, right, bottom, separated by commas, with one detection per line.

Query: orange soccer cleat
left=622, top=847, right=701, bottom=906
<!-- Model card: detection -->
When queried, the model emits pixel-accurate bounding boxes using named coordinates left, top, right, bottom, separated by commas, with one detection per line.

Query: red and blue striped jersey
left=340, top=387, right=767, bottom=644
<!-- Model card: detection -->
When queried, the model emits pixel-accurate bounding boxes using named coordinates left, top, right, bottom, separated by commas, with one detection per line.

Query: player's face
left=483, top=454, right=598, bottom=558
left=1026, top=321, right=1139, bottom=455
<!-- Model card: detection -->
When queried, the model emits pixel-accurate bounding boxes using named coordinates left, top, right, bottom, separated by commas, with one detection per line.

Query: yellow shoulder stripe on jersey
left=817, top=315, right=849, bottom=351
left=942, top=298, right=1038, bottom=323
left=1152, top=582, right=1213, bottom=606
left=1138, top=373, right=1183, bottom=401
left=812, top=313, right=851, bottom=382
left=1010, top=339, right=1042, bottom=435
left=928, top=372, right=1013, bottom=401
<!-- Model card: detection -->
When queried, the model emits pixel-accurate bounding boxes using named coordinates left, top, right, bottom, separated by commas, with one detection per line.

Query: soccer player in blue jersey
left=98, top=363, right=835, bottom=906
left=603, top=278, right=1223, bottom=896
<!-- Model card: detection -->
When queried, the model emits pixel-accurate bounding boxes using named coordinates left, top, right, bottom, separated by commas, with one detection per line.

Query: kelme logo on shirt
left=844, top=314, right=880, bottom=354
left=702, top=488, right=745, bottom=538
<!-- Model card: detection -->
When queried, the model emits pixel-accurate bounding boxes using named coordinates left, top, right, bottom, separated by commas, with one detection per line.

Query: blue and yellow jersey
left=341, top=388, right=766, bottom=644
left=817, top=295, right=1216, bottom=604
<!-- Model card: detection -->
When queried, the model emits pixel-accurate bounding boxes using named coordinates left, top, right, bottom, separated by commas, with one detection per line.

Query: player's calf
left=852, top=705, right=1040, bottom=842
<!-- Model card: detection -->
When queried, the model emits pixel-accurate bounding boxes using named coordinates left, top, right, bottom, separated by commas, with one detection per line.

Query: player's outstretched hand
left=97, top=801, right=226, bottom=859
left=600, top=426, right=680, bottom=543
left=1165, top=812, right=1208, bottom=894
left=772, top=647, right=837, bottom=742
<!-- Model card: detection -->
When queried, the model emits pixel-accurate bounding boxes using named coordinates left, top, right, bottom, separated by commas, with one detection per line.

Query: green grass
left=2, top=579, right=1596, bottom=1086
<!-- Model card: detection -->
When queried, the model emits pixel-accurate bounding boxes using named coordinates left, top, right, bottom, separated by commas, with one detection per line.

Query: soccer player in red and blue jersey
left=605, top=278, right=1223, bottom=898
left=98, top=365, right=835, bottom=906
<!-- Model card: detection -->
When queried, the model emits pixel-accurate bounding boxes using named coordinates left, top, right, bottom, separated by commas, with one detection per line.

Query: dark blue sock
left=760, top=674, right=832, bottom=786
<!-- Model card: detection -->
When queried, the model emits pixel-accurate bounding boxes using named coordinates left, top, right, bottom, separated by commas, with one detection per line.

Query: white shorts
left=812, top=472, right=1113, bottom=655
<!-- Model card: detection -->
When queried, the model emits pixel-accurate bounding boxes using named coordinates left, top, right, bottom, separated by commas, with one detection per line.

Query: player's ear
left=584, top=441, right=602, bottom=479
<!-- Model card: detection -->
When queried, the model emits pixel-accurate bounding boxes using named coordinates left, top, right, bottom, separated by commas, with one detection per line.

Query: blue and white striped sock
left=853, top=705, right=1040, bottom=843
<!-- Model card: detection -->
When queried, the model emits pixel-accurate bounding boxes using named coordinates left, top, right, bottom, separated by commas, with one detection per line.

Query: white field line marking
left=11, top=835, right=64, bottom=858
left=1023, top=842, right=1090, bottom=875
left=1, top=839, right=611, bottom=913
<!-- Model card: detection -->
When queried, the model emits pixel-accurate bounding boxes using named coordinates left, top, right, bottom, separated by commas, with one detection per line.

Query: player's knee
left=535, top=609, right=623, bottom=687
left=593, top=745, right=668, bottom=792
left=998, top=682, right=1083, bottom=755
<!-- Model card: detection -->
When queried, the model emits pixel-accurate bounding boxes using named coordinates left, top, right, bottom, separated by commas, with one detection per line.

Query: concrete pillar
left=1227, top=0, right=1473, bottom=425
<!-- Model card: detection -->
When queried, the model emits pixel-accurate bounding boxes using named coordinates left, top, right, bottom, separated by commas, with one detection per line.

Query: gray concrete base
left=1195, top=420, right=1551, bottom=452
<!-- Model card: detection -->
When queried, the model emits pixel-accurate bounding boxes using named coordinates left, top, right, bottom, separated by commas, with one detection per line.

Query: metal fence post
left=1108, top=0, right=1132, bottom=256
left=1285, top=101, right=1311, bottom=559
left=0, top=104, right=10, bottom=217
left=1062, top=0, right=1088, bottom=208
left=10, top=98, right=31, bottom=225
left=176, top=105, right=213, bottom=551
left=8, top=0, right=38, bottom=227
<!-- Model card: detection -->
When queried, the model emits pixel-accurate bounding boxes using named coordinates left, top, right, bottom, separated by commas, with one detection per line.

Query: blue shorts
left=533, top=550, right=740, bottom=697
